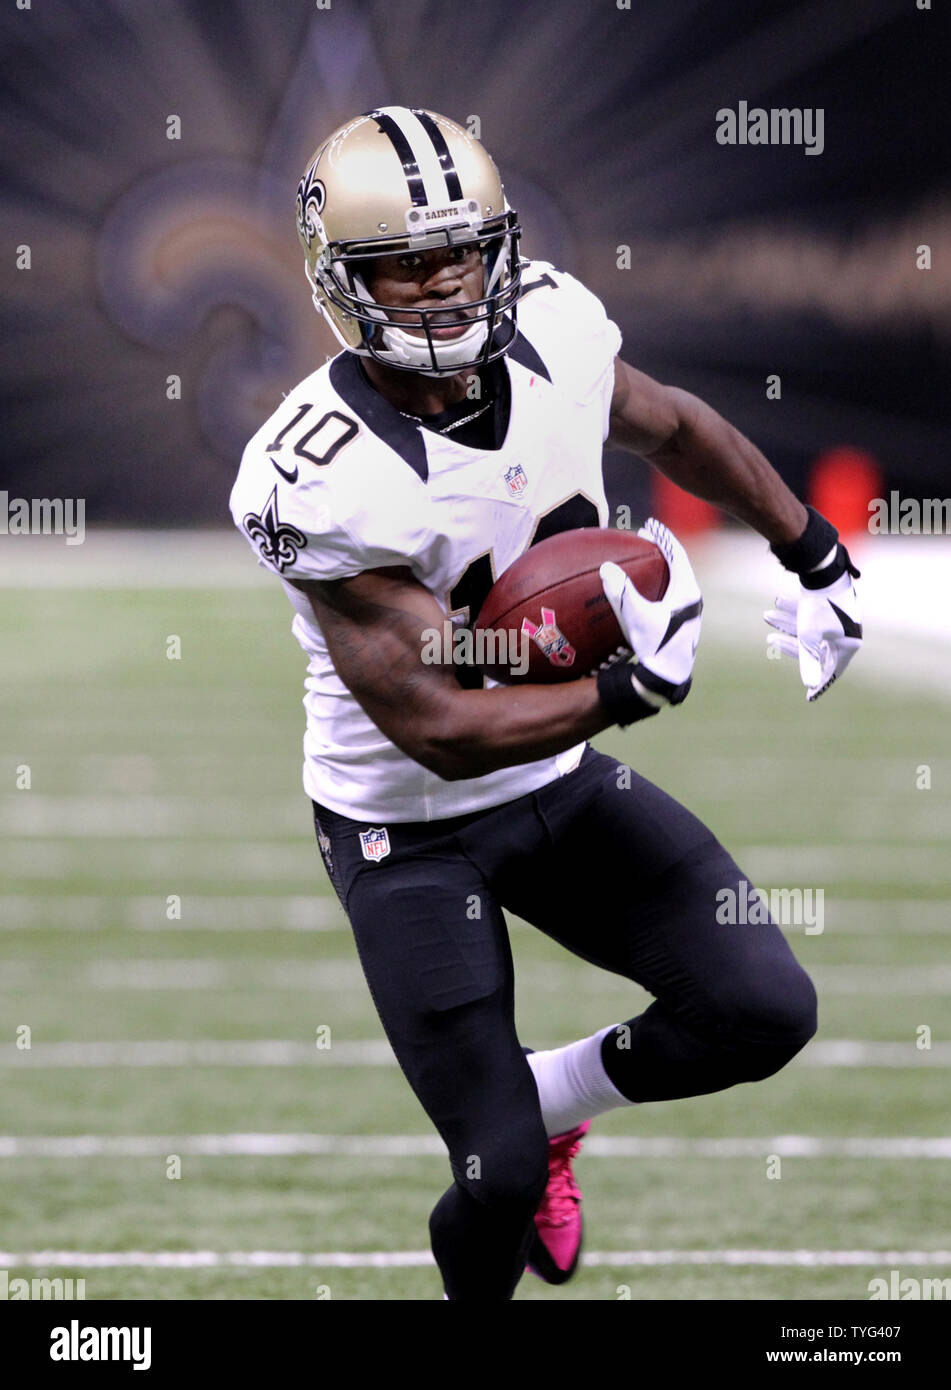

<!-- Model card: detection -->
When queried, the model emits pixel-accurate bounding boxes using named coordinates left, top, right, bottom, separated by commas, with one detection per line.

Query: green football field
left=2, top=540, right=950, bottom=1300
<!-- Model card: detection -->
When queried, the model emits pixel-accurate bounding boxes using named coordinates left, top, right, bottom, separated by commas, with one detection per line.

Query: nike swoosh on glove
left=764, top=554, right=863, bottom=702
left=600, top=517, right=703, bottom=707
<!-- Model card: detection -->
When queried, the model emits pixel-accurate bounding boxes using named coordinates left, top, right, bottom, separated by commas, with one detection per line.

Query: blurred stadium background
left=1, top=0, right=949, bottom=1299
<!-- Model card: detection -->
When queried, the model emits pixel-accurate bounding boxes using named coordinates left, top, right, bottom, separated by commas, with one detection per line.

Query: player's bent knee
left=768, top=964, right=818, bottom=1045
left=452, top=1131, right=550, bottom=1211
left=726, top=966, right=818, bottom=1080
left=716, top=963, right=818, bottom=1056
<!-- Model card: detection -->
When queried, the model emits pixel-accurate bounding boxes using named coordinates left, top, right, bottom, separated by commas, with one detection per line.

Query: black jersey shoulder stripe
left=411, top=109, right=465, bottom=202
left=329, top=352, right=429, bottom=482
left=364, top=109, right=427, bottom=207
left=507, top=328, right=552, bottom=383
left=327, top=324, right=545, bottom=481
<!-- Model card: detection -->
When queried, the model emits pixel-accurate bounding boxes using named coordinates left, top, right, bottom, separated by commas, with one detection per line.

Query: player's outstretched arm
left=607, top=357, right=807, bottom=545
left=607, top=357, right=863, bottom=699
left=291, top=568, right=617, bottom=782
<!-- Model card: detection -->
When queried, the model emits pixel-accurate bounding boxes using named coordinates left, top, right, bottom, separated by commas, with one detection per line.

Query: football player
left=230, top=108, right=862, bottom=1299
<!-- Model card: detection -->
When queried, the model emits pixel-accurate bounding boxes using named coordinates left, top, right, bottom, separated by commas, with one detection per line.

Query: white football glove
left=600, top=517, right=703, bottom=707
left=764, top=553, right=863, bottom=702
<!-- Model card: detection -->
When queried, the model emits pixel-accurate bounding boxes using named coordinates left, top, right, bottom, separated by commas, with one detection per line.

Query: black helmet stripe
left=364, top=109, right=427, bottom=206
left=411, top=109, right=464, bottom=202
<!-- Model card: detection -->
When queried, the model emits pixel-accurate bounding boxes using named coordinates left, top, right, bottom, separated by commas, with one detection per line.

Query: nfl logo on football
left=359, top=827, right=391, bottom=862
left=503, top=464, right=528, bottom=497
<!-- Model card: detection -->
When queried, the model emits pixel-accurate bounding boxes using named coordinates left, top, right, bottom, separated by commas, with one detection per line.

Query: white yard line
left=1, top=1133, right=950, bottom=1159
left=5, top=794, right=951, bottom=842
left=1, top=1249, right=950, bottom=1269
left=3, top=840, right=948, bottom=888
left=738, top=845, right=951, bottom=885
left=3, top=956, right=951, bottom=995
left=0, top=895, right=348, bottom=931
left=76, top=959, right=364, bottom=991
left=1, top=895, right=946, bottom=934
left=0, top=841, right=321, bottom=883
left=0, top=1040, right=392, bottom=1067
left=2, top=1039, right=950, bottom=1067
left=0, top=796, right=306, bottom=839
left=826, top=901, right=951, bottom=934
left=807, top=965, right=951, bottom=994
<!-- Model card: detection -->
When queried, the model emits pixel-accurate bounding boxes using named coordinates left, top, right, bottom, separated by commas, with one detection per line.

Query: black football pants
left=311, top=745, right=817, bottom=1300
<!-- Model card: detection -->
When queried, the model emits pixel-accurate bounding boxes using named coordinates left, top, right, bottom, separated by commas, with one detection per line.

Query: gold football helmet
left=295, top=107, right=524, bottom=376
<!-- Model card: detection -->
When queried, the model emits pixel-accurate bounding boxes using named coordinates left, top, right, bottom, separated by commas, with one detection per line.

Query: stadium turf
left=2, top=561, right=949, bottom=1300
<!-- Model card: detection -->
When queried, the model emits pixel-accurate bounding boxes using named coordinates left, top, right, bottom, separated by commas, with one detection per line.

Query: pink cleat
left=526, top=1120, right=590, bottom=1284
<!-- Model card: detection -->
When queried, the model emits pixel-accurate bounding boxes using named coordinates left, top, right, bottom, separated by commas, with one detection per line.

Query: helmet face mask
left=297, top=108, right=525, bottom=377
left=318, top=215, right=523, bottom=375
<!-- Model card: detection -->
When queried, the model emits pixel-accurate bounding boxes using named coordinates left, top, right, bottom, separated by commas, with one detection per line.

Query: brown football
left=473, top=528, right=669, bottom=684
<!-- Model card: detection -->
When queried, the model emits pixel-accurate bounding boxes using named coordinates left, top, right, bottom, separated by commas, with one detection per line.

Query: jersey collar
left=329, top=329, right=551, bottom=483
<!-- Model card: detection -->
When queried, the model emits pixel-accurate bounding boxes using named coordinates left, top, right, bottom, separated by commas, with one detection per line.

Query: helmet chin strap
left=348, top=249, right=505, bottom=375
left=378, top=318, right=489, bottom=376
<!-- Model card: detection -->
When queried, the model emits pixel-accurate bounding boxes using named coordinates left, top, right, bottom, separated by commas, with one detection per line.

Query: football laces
left=587, top=645, right=632, bottom=677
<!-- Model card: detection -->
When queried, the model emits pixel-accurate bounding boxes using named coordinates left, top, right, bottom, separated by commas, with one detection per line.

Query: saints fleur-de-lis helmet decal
left=296, top=161, right=327, bottom=252
left=295, top=107, right=525, bottom=378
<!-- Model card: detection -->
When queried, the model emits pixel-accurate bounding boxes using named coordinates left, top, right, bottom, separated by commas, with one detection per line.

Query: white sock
left=526, top=1024, right=631, bottom=1137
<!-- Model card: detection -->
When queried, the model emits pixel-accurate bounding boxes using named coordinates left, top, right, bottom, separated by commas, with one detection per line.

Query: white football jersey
left=230, top=261, right=622, bottom=822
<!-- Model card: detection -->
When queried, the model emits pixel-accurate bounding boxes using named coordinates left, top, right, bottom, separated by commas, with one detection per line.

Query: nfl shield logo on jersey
left=359, top=827, right=391, bottom=862
left=502, top=464, right=528, bottom=497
